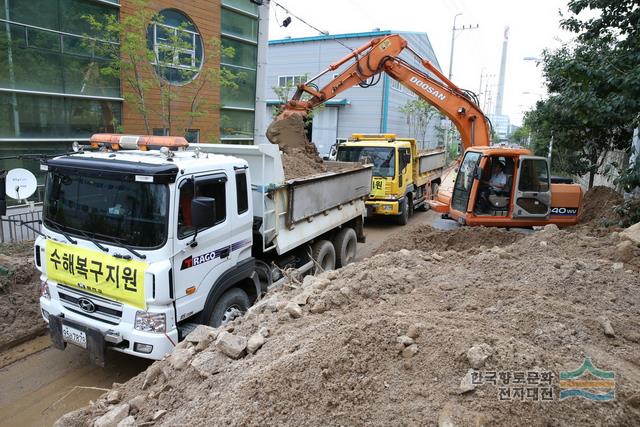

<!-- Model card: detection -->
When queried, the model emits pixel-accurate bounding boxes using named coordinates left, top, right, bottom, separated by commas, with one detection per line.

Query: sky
left=267, top=0, right=577, bottom=127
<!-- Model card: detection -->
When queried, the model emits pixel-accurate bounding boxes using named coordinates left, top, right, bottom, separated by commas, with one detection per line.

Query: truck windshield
left=43, top=171, right=169, bottom=248
left=337, top=146, right=395, bottom=177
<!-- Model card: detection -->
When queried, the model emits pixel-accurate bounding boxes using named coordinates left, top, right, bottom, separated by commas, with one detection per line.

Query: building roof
left=269, top=30, right=427, bottom=45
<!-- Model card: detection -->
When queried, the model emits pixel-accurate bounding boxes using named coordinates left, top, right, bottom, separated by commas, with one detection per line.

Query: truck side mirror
left=191, top=197, right=216, bottom=229
left=0, top=171, right=6, bottom=217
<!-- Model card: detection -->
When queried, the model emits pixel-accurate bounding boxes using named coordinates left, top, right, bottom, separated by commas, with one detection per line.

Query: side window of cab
left=177, top=176, right=227, bottom=239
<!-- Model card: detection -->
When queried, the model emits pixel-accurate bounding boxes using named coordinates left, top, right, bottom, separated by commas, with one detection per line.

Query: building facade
left=0, top=0, right=268, bottom=203
left=264, top=30, right=443, bottom=156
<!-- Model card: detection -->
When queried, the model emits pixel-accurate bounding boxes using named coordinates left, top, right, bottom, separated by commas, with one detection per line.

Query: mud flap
left=48, top=315, right=106, bottom=367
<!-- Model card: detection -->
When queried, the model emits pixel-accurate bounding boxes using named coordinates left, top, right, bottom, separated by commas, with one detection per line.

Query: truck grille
left=57, top=284, right=123, bottom=325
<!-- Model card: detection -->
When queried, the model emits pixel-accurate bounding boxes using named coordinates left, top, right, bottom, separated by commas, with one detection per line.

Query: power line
left=270, top=0, right=355, bottom=52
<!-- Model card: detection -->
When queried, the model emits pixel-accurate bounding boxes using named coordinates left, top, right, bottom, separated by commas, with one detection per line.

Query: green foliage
left=508, top=125, right=530, bottom=146
left=86, top=0, right=238, bottom=137
left=524, top=0, right=640, bottom=188
left=399, top=99, right=438, bottom=146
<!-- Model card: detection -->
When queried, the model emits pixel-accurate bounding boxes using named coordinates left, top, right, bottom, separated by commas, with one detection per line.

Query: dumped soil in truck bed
left=580, top=186, right=624, bottom=225
left=374, top=224, right=526, bottom=256
left=0, top=242, right=45, bottom=351
left=281, top=139, right=327, bottom=180
left=58, top=222, right=640, bottom=427
left=266, top=113, right=328, bottom=180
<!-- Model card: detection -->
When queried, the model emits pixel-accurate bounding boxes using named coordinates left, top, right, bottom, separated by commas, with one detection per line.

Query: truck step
left=178, top=322, right=201, bottom=341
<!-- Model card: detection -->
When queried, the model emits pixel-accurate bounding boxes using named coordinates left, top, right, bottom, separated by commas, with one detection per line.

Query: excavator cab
left=446, top=147, right=558, bottom=226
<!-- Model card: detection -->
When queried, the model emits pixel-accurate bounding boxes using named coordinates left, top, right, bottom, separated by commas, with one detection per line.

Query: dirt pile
left=280, top=139, right=327, bottom=180
left=59, top=225, right=640, bottom=427
left=266, top=114, right=327, bottom=180
left=580, top=186, right=624, bottom=225
left=374, top=224, right=526, bottom=255
left=0, top=242, right=45, bottom=351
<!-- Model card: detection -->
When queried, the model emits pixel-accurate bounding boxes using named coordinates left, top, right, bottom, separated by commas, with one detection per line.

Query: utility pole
left=447, top=13, right=479, bottom=80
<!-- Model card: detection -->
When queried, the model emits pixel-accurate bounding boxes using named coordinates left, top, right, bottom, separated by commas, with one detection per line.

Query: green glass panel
left=221, top=9, right=257, bottom=41
left=60, top=0, right=118, bottom=35
left=8, top=0, right=60, bottom=31
left=63, top=56, right=120, bottom=97
left=0, top=92, right=121, bottom=138
left=221, top=36, right=257, bottom=69
left=222, top=0, right=258, bottom=15
left=221, top=65, right=256, bottom=109
left=220, top=109, right=254, bottom=139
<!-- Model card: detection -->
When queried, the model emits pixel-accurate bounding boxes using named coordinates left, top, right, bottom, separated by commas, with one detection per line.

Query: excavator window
left=451, top=151, right=481, bottom=212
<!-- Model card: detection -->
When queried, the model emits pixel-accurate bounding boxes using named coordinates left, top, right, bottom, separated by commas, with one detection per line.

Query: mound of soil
left=580, top=186, right=624, bottom=225
left=59, top=226, right=640, bottom=427
left=374, top=224, right=526, bottom=255
left=281, top=139, right=327, bottom=180
left=0, top=242, right=45, bottom=351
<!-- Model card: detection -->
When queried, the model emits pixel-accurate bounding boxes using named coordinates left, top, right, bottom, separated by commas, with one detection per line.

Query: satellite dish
left=5, top=168, right=38, bottom=200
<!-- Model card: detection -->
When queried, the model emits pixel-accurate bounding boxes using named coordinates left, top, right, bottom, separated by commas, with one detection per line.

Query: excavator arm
left=280, top=34, right=491, bottom=151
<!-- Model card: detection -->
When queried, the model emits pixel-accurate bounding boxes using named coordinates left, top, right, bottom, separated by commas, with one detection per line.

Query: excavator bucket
left=266, top=113, right=308, bottom=150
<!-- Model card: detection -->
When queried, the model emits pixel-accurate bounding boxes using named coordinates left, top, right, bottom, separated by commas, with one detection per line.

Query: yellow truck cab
left=336, top=134, right=446, bottom=224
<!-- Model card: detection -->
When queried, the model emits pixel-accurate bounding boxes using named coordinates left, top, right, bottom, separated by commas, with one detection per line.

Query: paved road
left=0, top=211, right=449, bottom=426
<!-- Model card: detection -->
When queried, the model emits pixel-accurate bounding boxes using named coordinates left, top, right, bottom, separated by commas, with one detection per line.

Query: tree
left=271, top=74, right=323, bottom=140
left=524, top=0, right=640, bottom=188
left=399, top=99, right=438, bottom=148
left=86, top=0, right=238, bottom=138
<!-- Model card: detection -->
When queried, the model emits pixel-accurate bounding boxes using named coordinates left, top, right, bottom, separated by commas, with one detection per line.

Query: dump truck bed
left=189, top=144, right=372, bottom=254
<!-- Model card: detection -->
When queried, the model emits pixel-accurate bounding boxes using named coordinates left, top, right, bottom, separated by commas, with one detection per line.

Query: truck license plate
left=62, top=324, right=87, bottom=349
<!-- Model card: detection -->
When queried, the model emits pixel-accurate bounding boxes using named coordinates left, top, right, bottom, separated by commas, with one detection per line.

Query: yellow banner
left=371, top=178, right=386, bottom=197
left=46, top=240, right=147, bottom=309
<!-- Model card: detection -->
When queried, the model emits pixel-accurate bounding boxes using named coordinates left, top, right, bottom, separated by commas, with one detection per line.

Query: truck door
left=512, top=156, right=551, bottom=219
left=172, top=173, right=234, bottom=322
left=398, top=147, right=412, bottom=191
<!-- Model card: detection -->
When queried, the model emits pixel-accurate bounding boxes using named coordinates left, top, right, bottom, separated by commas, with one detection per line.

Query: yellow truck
left=336, top=134, right=446, bottom=225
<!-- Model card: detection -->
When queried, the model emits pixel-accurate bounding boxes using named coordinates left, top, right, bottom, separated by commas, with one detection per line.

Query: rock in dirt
left=466, top=343, right=493, bottom=369
left=191, top=351, right=231, bottom=377
left=621, top=222, right=640, bottom=244
left=106, top=390, right=121, bottom=404
left=407, top=324, right=422, bottom=339
left=459, top=369, right=477, bottom=394
left=397, top=335, right=415, bottom=346
left=598, top=316, right=616, bottom=337
left=116, top=416, right=136, bottom=427
left=128, top=395, right=145, bottom=415
left=185, top=324, right=218, bottom=345
left=402, top=344, right=419, bottom=358
left=153, top=410, right=167, bottom=421
left=247, top=332, right=266, bottom=354
left=169, top=347, right=195, bottom=370
left=215, top=331, right=247, bottom=359
left=285, top=301, right=303, bottom=318
left=94, top=403, right=130, bottom=427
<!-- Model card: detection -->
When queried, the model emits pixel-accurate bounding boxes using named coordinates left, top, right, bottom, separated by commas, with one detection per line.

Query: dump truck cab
left=430, top=146, right=583, bottom=227
left=336, top=134, right=444, bottom=225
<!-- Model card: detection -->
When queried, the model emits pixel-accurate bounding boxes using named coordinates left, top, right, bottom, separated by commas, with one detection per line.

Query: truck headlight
left=40, top=281, right=50, bottom=299
left=134, top=311, right=166, bottom=333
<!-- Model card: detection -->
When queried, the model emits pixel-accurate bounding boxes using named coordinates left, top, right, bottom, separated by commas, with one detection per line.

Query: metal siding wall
left=265, top=32, right=442, bottom=148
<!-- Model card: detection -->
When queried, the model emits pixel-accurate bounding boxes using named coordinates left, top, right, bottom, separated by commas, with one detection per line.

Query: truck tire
left=312, top=239, right=336, bottom=273
left=397, top=199, right=409, bottom=225
left=334, top=227, right=357, bottom=268
left=208, top=288, right=250, bottom=327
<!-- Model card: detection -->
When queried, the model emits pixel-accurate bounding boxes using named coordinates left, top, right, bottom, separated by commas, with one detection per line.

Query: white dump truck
left=33, top=134, right=371, bottom=364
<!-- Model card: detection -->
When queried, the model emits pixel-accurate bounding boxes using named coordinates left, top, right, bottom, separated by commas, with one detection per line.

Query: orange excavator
left=273, top=34, right=582, bottom=227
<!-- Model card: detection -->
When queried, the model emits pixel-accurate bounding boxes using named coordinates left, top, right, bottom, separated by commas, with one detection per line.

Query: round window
left=147, top=9, right=203, bottom=85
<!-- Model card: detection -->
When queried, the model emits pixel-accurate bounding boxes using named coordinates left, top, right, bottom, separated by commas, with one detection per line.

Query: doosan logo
left=409, top=76, right=447, bottom=101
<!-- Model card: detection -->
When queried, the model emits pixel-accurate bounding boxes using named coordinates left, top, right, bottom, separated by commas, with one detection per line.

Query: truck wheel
left=208, top=288, right=250, bottom=327
left=334, top=227, right=357, bottom=268
left=312, top=240, right=336, bottom=273
left=397, top=199, right=409, bottom=225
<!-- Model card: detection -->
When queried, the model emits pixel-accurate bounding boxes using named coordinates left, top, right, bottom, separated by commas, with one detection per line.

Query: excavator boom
left=281, top=34, right=491, bottom=151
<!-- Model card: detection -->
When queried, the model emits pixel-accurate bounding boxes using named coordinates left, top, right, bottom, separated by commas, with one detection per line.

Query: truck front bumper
left=366, top=200, right=400, bottom=216
left=40, top=295, right=178, bottom=362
